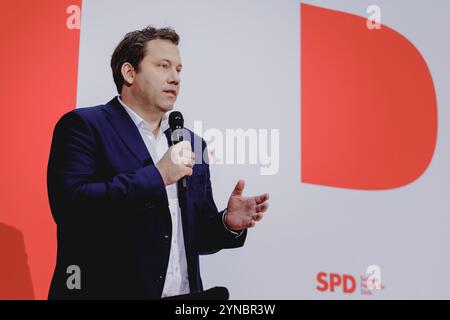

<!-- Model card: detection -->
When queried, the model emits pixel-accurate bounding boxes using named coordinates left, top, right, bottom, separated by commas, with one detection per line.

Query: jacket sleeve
left=47, top=111, right=167, bottom=225
left=196, top=140, right=247, bottom=255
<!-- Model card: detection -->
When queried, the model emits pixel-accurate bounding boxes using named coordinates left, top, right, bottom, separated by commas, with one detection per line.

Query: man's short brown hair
left=110, top=26, right=180, bottom=94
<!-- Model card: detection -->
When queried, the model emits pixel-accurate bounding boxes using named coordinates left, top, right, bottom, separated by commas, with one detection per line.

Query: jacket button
left=145, top=201, right=155, bottom=209
left=156, top=275, right=164, bottom=284
left=163, top=234, right=170, bottom=241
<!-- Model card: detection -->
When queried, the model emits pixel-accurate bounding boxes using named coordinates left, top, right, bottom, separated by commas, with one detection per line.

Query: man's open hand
left=225, top=179, right=270, bottom=232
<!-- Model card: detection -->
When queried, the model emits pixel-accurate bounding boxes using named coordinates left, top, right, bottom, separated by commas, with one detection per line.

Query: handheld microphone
left=169, top=111, right=188, bottom=190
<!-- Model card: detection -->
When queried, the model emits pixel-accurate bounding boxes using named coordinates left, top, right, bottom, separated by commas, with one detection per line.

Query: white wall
left=77, top=0, right=450, bottom=299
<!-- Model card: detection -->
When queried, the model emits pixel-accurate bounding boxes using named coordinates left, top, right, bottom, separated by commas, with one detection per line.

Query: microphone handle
left=172, top=136, right=188, bottom=191
left=178, top=176, right=187, bottom=190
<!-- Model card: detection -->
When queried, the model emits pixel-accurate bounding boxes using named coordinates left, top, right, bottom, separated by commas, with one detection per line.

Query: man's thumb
left=231, top=179, right=245, bottom=196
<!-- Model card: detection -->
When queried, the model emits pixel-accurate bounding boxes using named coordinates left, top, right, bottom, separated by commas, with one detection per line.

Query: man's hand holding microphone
left=155, top=140, right=194, bottom=186
left=155, top=110, right=269, bottom=233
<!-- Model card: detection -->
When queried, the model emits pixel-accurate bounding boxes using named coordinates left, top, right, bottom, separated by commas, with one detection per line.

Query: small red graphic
left=316, top=272, right=357, bottom=294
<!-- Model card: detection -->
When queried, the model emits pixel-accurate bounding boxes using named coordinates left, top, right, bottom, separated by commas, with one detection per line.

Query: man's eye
left=159, top=63, right=168, bottom=69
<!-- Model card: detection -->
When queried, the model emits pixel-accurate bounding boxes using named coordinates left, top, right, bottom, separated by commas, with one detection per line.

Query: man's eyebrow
left=159, top=58, right=182, bottom=68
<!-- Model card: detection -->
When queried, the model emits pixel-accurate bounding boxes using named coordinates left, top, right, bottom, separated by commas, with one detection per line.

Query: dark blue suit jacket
left=47, top=97, right=246, bottom=299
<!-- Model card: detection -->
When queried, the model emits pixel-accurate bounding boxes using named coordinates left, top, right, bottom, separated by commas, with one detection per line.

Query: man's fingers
left=179, top=140, right=192, bottom=150
left=231, top=179, right=245, bottom=196
left=255, top=202, right=269, bottom=213
left=254, top=193, right=269, bottom=204
left=182, top=157, right=195, bottom=168
left=183, top=166, right=193, bottom=176
left=252, top=213, right=263, bottom=222
left=172, top=141, right=192, bottom=155
left=246, top=220, right=256, bottom=228
left=171, top=141, right=193, bottom=164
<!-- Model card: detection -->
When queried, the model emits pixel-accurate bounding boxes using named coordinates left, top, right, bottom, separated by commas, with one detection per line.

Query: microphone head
left=169, top=111, right=184, bottom=131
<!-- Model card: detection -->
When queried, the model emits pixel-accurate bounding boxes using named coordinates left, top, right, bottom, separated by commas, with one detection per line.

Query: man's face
left=131, top=39, right=182, bottom=112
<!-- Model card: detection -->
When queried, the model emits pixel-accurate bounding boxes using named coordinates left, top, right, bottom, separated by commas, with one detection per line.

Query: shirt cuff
left=222, top=209, right=244, bottom=238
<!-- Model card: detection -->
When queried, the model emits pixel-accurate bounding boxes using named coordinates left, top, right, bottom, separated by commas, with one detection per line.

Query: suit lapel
left=163, top=128, right=173, bottom=147
left=102, top=98, right=193, bottom=240
left=101, top=97, right=153, bottom=166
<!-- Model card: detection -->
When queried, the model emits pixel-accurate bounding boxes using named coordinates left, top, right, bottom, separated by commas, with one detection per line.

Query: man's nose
left=167, top=68, right=180, bottom=85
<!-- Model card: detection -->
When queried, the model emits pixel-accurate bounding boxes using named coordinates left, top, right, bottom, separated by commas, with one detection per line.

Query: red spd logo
left=316, top=272, right=357, bottom=294
left=316, top=266, right=385, bottom=295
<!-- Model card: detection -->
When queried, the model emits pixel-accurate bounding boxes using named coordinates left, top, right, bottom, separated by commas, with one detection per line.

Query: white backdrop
left=76, top=0, right=450, bottom=299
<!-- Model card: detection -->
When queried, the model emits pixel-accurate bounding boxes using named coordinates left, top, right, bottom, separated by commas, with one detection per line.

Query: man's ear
left=121, top=62, right=135, bottom=87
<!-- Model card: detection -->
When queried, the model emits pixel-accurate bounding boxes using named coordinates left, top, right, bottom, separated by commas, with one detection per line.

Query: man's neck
left=120, top=93, right=163, bottom=137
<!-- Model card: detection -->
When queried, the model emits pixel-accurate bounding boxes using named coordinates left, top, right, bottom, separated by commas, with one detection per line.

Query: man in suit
left=47, top=26, right=270, bottom=299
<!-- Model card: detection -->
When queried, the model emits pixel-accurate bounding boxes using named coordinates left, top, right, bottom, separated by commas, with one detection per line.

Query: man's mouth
left=163, top=89, right=177, bottom=98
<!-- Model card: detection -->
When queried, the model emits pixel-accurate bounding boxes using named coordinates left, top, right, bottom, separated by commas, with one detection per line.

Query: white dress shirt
left=118, top=97, right=190, bottom=298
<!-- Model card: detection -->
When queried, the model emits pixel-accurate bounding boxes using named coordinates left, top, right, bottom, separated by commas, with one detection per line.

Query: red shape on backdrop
left=0, top=224, right=34, bottom=299
left=301, top=4, right=437, bottom=190
left=0, top=0, right=81, bottom=299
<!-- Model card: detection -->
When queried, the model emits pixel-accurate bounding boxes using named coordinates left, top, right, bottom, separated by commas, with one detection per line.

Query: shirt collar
left=117, top=95, right=169, bottom=136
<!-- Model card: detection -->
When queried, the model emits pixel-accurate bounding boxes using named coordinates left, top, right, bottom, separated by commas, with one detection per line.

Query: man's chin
left=159, top=103, right=175, bottom=113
